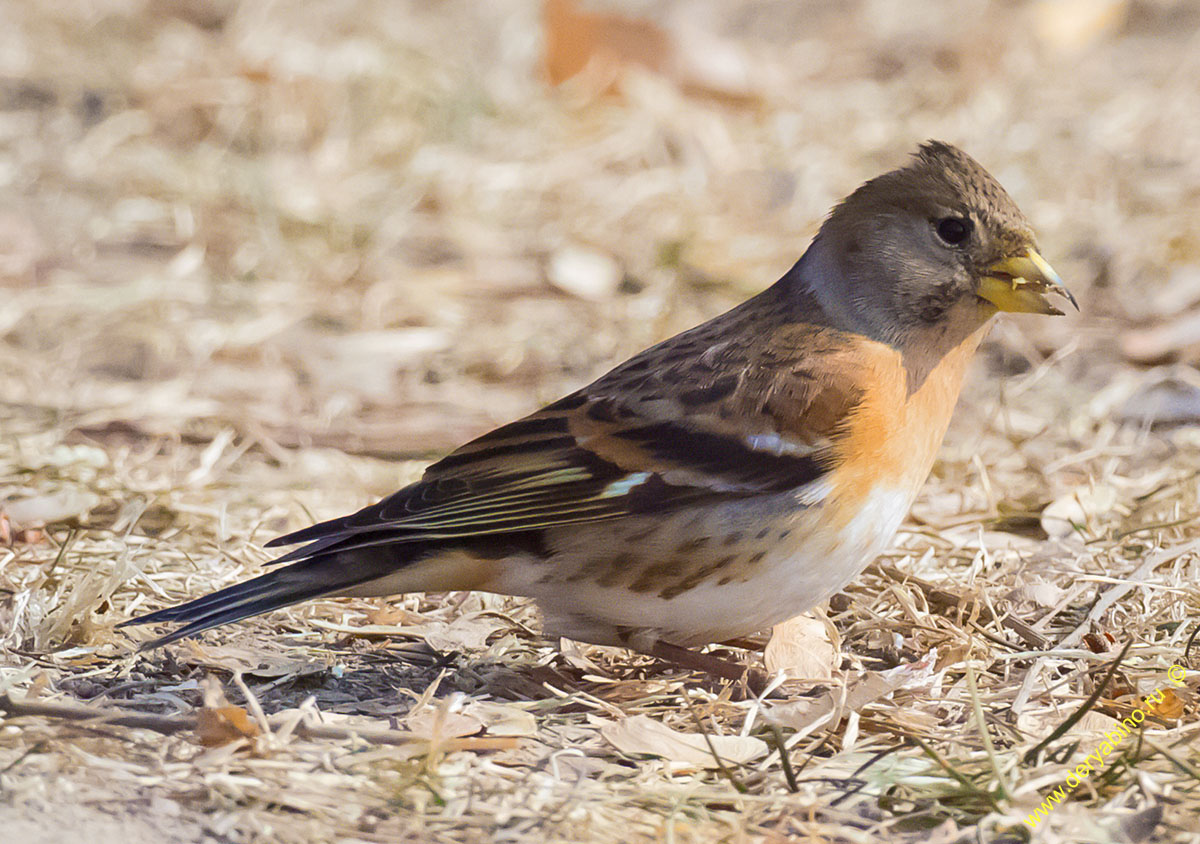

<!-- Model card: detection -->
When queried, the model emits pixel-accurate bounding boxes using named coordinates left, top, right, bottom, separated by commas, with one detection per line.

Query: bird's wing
left=266, top=321, right=866, bottom=562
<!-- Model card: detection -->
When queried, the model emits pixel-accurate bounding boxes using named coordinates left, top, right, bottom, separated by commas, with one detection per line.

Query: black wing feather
left=263, top=397, right=832, bottom=564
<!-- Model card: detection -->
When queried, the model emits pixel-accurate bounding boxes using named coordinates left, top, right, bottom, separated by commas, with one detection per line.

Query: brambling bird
left=122, top=142, right=1074, bottom=678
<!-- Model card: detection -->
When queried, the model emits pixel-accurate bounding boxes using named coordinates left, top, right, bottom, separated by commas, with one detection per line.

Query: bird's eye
left=935, top=217, right=972, bottom=246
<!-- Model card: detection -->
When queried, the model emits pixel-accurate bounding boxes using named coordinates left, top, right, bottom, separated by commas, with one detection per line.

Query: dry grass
left=3, top=1, right=1200, bottom=842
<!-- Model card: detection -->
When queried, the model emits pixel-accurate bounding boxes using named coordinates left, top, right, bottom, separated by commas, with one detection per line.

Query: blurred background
left=3, top=0, right=1199, bottom=472
left=5, top=2, right=1200, bottom=841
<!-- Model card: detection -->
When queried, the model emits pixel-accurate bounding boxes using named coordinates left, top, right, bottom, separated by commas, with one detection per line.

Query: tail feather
left=263, top=510, right=424, bottom=567
left=120, top=547, right=414, bottom=649
left=264, top=512, right=358, bottom=551
left=266, top=529, right=407, bottom=567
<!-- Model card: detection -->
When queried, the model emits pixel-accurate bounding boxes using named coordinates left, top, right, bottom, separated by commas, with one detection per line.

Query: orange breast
left=825, top=325, right=989, bottom=523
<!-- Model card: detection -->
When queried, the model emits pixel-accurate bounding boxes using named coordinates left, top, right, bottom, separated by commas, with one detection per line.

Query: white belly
left=496, top=487, right=914, bottom=647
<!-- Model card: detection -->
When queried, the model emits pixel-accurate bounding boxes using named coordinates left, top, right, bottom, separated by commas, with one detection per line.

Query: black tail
left=119, top=547, right=411, bottom=649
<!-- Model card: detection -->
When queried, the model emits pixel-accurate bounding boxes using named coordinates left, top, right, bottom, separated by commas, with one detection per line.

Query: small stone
left=828, top=593, right=852, bottom=613
left=546, top=244, right=623, bottom=301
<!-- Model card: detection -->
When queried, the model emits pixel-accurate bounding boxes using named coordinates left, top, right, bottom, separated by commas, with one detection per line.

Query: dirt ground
left=3, top=1, right=1200, bottom=842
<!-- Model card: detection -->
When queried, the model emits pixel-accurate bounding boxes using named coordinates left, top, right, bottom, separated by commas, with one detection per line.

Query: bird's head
left=801, top=141, right=1075, bottom=351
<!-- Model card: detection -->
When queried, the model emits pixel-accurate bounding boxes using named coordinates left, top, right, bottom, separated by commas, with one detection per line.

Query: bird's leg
left=647, top=640, right=771, bottom=696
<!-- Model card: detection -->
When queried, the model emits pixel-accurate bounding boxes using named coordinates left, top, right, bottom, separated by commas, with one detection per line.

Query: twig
left=0, top=693, right=516, bottom=750
left=1, top=694, right=193, bottom=734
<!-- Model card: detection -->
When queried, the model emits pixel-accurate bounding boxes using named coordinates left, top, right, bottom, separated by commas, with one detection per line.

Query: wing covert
left=265, top=321, right=866, bottom=561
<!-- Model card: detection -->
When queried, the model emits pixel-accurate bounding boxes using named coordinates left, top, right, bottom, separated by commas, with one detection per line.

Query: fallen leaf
left=542, top=0, right=670, bottom=91
left=541, top=0, right=759, bottom=103
left=1, top=489, right=100, bottom=528
left=16, top=528, right=45, bottom=545
left=193, top=674, right=260, bottom=747
left=1146, top=688, right=1184, bottom=721
left=764, top=614, right=835, bottom=679
left=417, top=613, right=506, bottom=653
left=557, top=638, right=602, bottom=672
left=195, top=705, right=260, bottom=747
left=404, top=709, right=485, bottom=741
left=0, top=512, right=45, bottom=545
left=1041, top=484, right=1119, bottom=539
left=764, top=650, right=940, bottom=734
left=463, top=700, right=538, bottom=738
left=600, top=714, right=767, bottom=767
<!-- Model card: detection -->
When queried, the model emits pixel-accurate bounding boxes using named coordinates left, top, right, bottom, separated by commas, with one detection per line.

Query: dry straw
left=3, top=1, right=1200, bottom=842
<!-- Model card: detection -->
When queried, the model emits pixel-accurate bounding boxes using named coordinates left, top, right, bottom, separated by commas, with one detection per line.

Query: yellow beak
left=977, top=249, right=1076, bottom=315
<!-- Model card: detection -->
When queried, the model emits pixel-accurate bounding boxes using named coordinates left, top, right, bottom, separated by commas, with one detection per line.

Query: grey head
left=794, top=141, right=1073, bottom=350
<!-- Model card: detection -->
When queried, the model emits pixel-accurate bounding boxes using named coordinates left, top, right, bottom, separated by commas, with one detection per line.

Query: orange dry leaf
left=542, top=0, right=670, bottom=91
left=195, top=674, right=260, bottom=746
left=541, top=0, right=759, bottom=104
left=195, top=705, right=260, bottom=747
left=1147, top=688, right=1185, bottom=722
